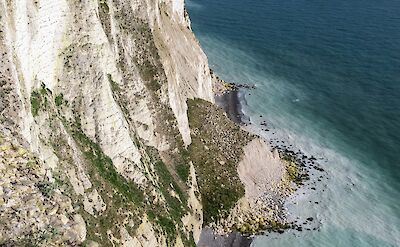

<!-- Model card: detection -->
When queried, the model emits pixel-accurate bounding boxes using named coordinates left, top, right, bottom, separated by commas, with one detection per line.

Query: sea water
left=186, top=0, right=400, bottom=246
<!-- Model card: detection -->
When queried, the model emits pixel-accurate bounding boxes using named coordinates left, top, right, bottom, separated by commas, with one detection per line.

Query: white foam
left=189, top=15, right=400, bottom=246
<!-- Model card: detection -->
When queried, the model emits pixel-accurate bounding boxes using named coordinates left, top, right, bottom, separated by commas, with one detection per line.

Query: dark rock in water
left=277, top=229, right=285, bottom=234
left=306, top=217, right=314, bottom=221
left=297, top=227, right=303, bottom=231
left=315, top=202, right=319, bottom=204
left=237, top=83, right=256, bottom=90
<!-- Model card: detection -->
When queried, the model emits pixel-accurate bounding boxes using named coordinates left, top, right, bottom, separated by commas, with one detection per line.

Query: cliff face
left=0, top=0, right=295, bottom=246
left=0, top=0, right=213, bottom=245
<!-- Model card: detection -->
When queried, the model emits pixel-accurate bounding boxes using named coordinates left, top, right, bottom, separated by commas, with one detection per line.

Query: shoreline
left=214, top=90, right=245, bottom=124
left=212, top=68, right=251, bottom=125
left=201, top=78, right=325, bottom=246
left=199, top=84, right=275, bottom=247
left=197, top=85, right=262, bottom=247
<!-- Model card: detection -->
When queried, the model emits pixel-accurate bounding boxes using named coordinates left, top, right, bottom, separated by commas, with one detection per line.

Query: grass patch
left=186, top=98, right=253, bottom=225
left=138, top=145, right=193, bottom=245
left=30, top=83, right=51, bottom=116
left=55, top=94, right=64, bottom=107
left=144, top=149, right=187, bottom=244
left=66, top=122, right=145, bottom=245
left=40, top=82, right=49, bottom=95
left=46, top=104, right=146, bottom=246
left=176, top=163, right=190, bottom=182
left=17, top=225, right=58, bottom=246
left=30, top=91, right=41, bottom=117
left=156, top=216, right=176, bottom=243
left=71, top=123, right=144, bottom=205
left=154, top=160, right=186, bottom=220
left=68, top=119, right=193, bottom=245
left=99, top=0, right=109, bottom=13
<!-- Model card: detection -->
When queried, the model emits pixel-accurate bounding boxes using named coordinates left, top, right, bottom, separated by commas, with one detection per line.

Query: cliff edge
left=0, top=0, right=299, bottom=246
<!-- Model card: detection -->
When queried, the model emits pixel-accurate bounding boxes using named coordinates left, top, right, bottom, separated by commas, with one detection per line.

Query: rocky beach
left=197, top=78, right=326, bottom=246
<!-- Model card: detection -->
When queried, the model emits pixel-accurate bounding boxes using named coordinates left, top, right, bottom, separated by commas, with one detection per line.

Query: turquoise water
left=186, top=0, right=400, bottom=246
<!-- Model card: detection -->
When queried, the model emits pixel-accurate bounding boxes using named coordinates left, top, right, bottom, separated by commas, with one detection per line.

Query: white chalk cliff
left=0, top=0, right=213, bottom=245
left=0, top=0, right=291, bottom=246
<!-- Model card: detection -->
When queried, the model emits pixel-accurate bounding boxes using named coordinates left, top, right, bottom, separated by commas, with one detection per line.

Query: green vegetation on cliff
left=71, top=122, right=145, bottom=205
left=31, top=87, right=194, bottom=246
left=30, top=83, right=50, bottom=116
left=68, top=119, right=193, bottom=246
left=187, top=98, right=253, bottom=225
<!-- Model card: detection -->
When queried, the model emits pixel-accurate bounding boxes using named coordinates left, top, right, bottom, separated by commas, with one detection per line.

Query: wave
left=241, top=99, right=400, bottom=247
left=187, top=1, right=400, bottom=245
left=191, top=32, right=400, bottom=247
